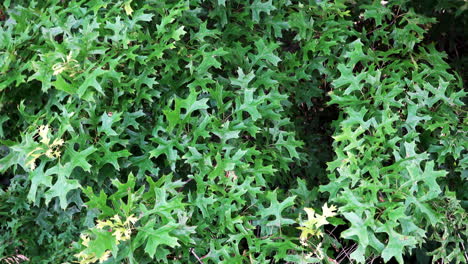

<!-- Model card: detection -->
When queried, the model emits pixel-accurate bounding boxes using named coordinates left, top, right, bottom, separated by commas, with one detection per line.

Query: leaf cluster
left=0, top=0, right=466, bottom=263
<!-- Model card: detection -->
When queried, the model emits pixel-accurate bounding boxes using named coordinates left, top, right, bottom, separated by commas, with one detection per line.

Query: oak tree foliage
left=0, top=0, right=466, bottom=263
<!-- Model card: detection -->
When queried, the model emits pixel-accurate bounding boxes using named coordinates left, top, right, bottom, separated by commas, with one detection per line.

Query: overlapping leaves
left=0, top=0, right=466, bottom=263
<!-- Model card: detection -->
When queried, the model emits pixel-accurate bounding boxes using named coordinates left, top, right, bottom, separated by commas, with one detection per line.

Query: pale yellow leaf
left=322, top=203, right=337, bottom=218
left=124, top=1, right=133, bottom=16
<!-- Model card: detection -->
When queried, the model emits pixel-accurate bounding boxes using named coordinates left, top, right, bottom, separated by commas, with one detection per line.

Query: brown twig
left=458, top=233, right=468, bottom=262
left=177, top=178, right=193, bottom=192
left=0, top=254, right=29, bottom=264
left=336, top=243, right=357, bottom=263
left=190, top=248, right=204, bottom=264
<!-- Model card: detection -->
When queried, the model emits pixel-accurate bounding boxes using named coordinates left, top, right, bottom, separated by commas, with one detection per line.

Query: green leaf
left=83, top=187, right=115, bottom=217
left=250, top=0, right=276, bottom=22
left=52, top=74, right=75, bottom=94
left=0, top=150, right=21, bottom=173
left=98, top=141, right=131, bottom=170
left=361, top=3, right=392, bottom=26
left=197, top=48, right=229, bottom=75
left=0, top=115, right=8, bottom=138
left=27, top=161, right=53, bottom=203
left=138, top=221, right=180, bottom=258
left=86, top=228, right=118, bottom=257
left=332, top=64, right=366, bottom=95
left=98, top=112, right=122, bottom=137
left=259, top=191, right=296, bottom=227
left=44, top=170, right=81, bottom=209
left=237, top=88, right=262, bottom=121
left=249, top=39, right=281, bottom=67
left=230, top=68, right=255, bottom=89
left=340, top=212, right=369, bottom=263
left=381, top=227, right=417, bottom=264
left=149, top=138, right=179, bottom=171
left=193, top=21, right=220, bottom=42
left=65, top=146, right=96, bottom=172
left=77, top=67, right=106, bottom=98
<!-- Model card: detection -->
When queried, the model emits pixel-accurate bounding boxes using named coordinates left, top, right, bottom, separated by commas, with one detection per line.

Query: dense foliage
left=0, top=0, right=466, bottom=263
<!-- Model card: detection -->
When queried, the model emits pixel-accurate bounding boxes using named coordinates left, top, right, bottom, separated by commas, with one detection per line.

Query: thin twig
left=458, top=233, right=468, bottom=262
left=336, top=243, right=357, bottom=264
left=177, top=178, right=193, bottom=192
left=190, top=248, right=204, bottom=264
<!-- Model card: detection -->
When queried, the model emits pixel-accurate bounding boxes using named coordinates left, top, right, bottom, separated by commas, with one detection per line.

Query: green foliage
left=0, top=0, right=466, bottom=263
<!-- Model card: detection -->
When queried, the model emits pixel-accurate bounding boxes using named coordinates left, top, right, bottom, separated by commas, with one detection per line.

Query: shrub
left=0, top=0, right=466, bottom=263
